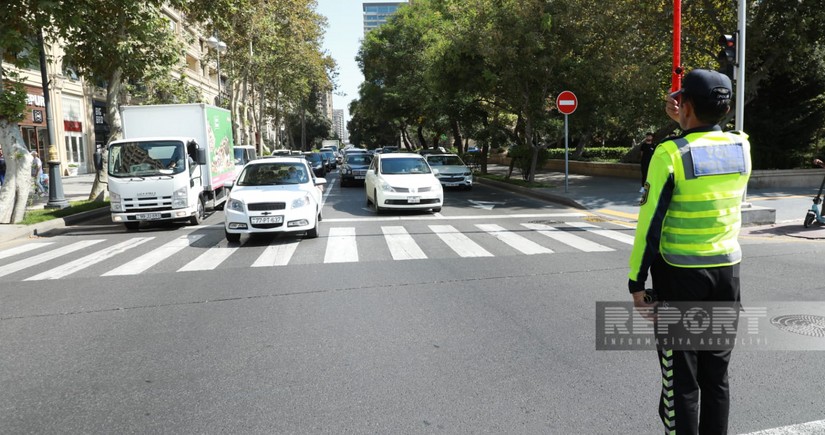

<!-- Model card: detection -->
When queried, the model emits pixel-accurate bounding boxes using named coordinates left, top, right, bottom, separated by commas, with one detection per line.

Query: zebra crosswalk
left=0, top=221, right=636, bottom=282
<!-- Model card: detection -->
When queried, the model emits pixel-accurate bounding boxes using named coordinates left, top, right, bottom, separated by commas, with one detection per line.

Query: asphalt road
left=1, top=171, right=823, bottom=434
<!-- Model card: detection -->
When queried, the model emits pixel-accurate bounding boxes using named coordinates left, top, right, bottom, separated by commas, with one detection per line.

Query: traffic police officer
left=628, top=69, right=751, bottom=435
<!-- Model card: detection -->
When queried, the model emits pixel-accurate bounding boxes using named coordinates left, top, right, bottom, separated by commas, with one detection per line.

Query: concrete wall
left=487, top=154, right=825, bottom=189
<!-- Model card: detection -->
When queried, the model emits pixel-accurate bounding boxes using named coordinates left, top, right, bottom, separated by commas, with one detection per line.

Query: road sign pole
left=564, top=114, right=569, bottom=193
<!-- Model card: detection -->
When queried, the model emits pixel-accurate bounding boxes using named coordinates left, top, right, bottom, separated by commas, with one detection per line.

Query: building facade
left=332, top=109, right=347, bottom=142
left=363, top=2, right=407, bottom=35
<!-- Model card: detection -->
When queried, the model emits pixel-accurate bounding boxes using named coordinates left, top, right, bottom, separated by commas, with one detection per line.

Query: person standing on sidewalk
left=639, top=132, right=656, bottom=193
left=627, top=69, right=751, bottom=435
left=0, top=148, right=6, bottom=185
left=31, top=150, right=47, bottom=196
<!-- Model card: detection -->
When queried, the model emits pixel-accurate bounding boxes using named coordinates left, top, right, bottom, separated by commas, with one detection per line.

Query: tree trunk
left=417, top=124, right=427, bottom=149
left=0, top=122, right=34, bottom=223
left=525, top=115, right=537, bottom=182
left=400, top=124, right=413, bottom=150
left=451, top=119, right=462, bottom=152
left=300, top=107, right=307, bottom=151
left=88, top=66, right=123, bottom=202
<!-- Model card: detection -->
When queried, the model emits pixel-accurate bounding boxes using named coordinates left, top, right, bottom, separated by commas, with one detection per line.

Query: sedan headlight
left=227, top=198, right=245, bottom=211
left=379, top=181, right=396, bottom=192
left=463, top=171, right=472, bottom=176
left=292, top=194, right=310, bottom=209
left=344, top=167, right=352, bottom=174
left=172, top=186, right=188, bottom=209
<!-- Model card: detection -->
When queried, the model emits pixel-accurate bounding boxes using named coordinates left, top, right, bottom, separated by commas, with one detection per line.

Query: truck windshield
left=108, top=141, right=187, bottom=177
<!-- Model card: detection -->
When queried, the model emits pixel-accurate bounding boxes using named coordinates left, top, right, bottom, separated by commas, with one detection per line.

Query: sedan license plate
left=355, top=176, right=365, bottom=180
left=445, top=182, right=459, bottom=187
left=136, top=213, right=162, bottom=220
left=251, top=216, right=283, bottom=224
left=407, top=196, right=421, bottom=204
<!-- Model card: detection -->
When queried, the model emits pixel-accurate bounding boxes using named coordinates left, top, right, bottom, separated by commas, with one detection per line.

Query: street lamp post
left=206, top=35, right=227, bottom=106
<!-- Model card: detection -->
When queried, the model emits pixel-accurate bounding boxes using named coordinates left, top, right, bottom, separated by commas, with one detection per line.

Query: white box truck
left=107, top=104, right=235, bottom=230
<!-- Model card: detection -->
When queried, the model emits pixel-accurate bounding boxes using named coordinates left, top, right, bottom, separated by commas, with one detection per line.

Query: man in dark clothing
left=639, top=132, right=655, bottom=192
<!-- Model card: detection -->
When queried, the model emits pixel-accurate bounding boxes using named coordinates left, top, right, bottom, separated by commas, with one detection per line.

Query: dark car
left=304, top=152, right=327, bottom=177
left=320, top=150, right=337, bottom=170
left=340, top=153, right=373, bottom=187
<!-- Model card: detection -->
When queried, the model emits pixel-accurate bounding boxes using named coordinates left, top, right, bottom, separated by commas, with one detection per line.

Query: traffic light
left=717, top=34, right=736, bottom=79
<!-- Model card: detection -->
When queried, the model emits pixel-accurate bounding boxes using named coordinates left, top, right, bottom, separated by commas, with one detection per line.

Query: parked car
left=340, top=153, right=373, bottom=187
left=303, top=152, right=327, bottom=177
left=224, top=157, right=326, bottom=242
left=424, top=153, right=473, bottom=190
left=365, top=153, right=443, bottom=213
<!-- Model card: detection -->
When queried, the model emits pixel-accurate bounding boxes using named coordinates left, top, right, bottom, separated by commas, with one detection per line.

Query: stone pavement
left=2, top=165, right=824, bottom=245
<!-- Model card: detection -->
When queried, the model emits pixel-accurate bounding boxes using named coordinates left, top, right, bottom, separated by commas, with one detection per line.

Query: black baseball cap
left=670, top=69, right=732, bottom=102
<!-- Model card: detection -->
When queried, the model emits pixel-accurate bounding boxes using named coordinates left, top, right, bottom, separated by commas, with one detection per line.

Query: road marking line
left=179, top=241, right=238, bottom=272
left=325, top=227, right=358, bottom=263
left=742, top=419, right=825, bottom=434
left=522, top=223, right=613, bottom=252
left=252, top=239, right=300, bottom=267
left=382, top=226, right=427, bottom=260
left=26, top=238, right=154, bottom=280
left=103, top=234, right=204, bottom=276
left=0, top=240, right=105, bottom=278
left=324, top=212, right=586, bottom=223
left=476, top=224, right=553, bottom=255
left=596, top=208, right=639, bottom=220
left=565, top=221, right=635, bottom=245
left=430, top=225, right=493, bottom=258
left=0, top=242, right=54, bottom=260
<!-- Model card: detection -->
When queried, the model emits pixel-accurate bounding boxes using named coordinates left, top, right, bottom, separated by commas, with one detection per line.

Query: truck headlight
left=228, top=198, right=245, bottom=211
left=172, top=186, right=188, bottom=209
left=292, top=194, right=310, bottom=209
left=109, top=191, right=123, bottom=212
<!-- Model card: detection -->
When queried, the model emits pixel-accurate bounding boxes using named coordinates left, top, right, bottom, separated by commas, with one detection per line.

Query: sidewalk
left=0, top=172, right=108, bottom=244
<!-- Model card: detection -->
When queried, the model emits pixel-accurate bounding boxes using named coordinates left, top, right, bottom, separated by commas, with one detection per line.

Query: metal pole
left=564, top=114, right=569, bottom=193
left=735, top=0, right=746, bottom=131
left=672, top=0, right=682, bottom=93
left=38, top=28, right=69, bottom=209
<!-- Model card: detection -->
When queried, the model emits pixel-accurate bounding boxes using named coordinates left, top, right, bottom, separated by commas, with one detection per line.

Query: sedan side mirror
left=315, top=177, right=328, bottom=186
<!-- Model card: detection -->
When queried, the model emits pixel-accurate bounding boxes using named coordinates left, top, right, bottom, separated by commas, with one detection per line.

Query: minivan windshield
left=108, top=140, right=187, bottom=177
left=380, top=157, right=431, bottom=175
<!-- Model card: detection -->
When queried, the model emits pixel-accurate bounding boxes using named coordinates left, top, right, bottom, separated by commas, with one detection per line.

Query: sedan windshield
left=237, top=162, right=309, bottom=185
left=427, top=155, right=465, bottom=166
left=346, top=154, right=372, bottom=166
left=108, top=141, right=187, bottom=177
left=380, top=157, right=431, bottom=175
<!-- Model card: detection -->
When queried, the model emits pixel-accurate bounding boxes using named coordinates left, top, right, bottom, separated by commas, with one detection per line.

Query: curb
left=477, top=177, right=587, bottom=210
left=8, top=206, right=111, bottom=241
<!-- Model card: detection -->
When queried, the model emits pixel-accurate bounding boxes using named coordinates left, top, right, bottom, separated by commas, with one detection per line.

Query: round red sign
left=556, top=91, right=578, bottom=115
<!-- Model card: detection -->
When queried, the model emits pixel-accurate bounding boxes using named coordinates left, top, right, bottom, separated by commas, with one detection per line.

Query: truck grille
left=123, top=196, right=172, bottom=211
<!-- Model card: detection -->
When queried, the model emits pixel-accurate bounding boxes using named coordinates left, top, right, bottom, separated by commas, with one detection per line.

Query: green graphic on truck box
left=206, top=106, right=235, bottom=189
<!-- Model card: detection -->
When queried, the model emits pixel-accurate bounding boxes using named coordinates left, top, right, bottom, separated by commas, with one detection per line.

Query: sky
left=316, top=1, right=406, bottom=128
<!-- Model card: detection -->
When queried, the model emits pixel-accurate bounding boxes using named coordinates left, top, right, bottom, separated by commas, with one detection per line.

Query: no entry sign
left=556, top=91, right=578, bottom=115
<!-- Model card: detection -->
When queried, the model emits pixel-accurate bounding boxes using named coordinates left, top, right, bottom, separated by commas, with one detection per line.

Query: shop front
left=19, top=85, right=49, bottom=158
left=62, top=96, right=87, bottom=175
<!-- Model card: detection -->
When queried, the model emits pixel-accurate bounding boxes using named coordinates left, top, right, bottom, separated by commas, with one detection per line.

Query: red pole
left=672, top=0, right=682, bottom=93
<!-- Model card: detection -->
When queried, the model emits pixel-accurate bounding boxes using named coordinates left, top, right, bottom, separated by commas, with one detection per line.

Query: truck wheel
left=189, top=197, right=204, bottom=225
left=125, top=222, right=140, bottom=230
left=225, top=230, right=240, bottom=243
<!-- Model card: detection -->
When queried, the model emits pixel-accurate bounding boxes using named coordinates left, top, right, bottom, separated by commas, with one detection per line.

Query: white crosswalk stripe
left=178, top=241, right=238, bottom=272
left=565, top=221, right=635, bottom=245
left=521, top=223, right=614, bottom=252
left=103, top=234, right=205, bottom=276
left=25, top=237, right=154, bottom=281
left=0, top=240, right=105, bottom=278
left=476, top=224, right=553, bottom=255
left=252, top=239, right=300, bottom=267
left=325, top=227, right=358, bottom=263
left=430, top=225, right=493, bottom=257
left=382, top=226, right=428, bottom=260
left=0, top=242, right=53, bottom=260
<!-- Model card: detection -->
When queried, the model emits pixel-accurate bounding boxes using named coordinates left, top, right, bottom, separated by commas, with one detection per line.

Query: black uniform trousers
left=651, top=254, right=740, bottom=435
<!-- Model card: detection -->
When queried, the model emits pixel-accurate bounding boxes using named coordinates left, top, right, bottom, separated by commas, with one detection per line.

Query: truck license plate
left=251, top=216, right=283, bottom=224
left=136, top=213, right=162, bottom=220
left=407, top=196, right=420, bottom=204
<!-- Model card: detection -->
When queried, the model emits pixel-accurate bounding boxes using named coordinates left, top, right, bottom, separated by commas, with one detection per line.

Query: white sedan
left=424, top=153, right=473, bottom=190
left=365, top=153, right=443, bottom=213
left=224, top=157, right=326, bottom=242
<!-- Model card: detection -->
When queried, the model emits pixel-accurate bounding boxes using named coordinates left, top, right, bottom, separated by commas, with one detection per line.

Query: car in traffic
left=224, top=157, right=326, bottom=242
left=365, top=153, right=443, bottom=213
left=320, top=149, right=337, bottom=170
left=424, top=153, right=473, bottom=190
left=303, top=152, right=327, bottom=177
left=340, top=152, right=373, bottom=187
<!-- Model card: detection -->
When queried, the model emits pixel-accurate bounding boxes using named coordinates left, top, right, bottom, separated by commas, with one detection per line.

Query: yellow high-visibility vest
left=629, top=128, right=751, bottom=283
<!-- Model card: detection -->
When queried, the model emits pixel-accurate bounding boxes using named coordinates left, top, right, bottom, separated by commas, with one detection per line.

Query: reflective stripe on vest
left=660, top=132, right=750, bottom=268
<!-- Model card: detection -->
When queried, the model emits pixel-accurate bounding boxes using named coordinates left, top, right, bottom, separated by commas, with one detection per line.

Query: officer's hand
left=665, top=96, right=680, bottom=123
left=632, top=291, right=657, bottom=322
left=814, top=159, right=824, bottom=168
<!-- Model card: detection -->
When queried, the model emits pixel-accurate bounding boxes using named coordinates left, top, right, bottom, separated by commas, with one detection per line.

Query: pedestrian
left=627, top=69, right=751, bottom=434
left=0, top=148, right=6, bottom=185
left=31, top=150, right=47, bottom=196
left=639, top=132, right=655, bottom=193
